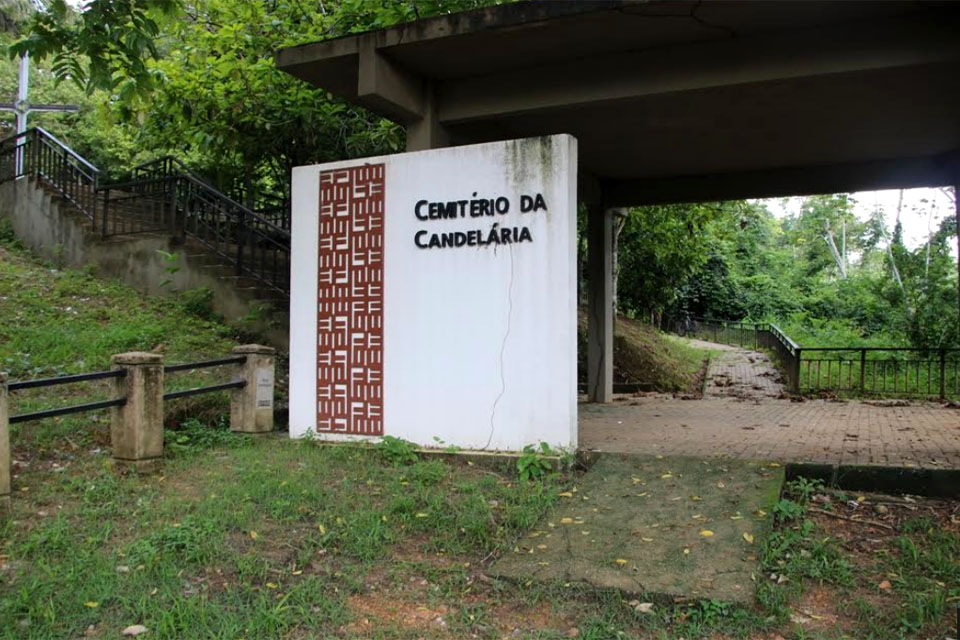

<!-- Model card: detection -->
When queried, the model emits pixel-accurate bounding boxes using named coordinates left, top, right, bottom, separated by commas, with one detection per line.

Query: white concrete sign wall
left=289, top=135, right=577, bottom=451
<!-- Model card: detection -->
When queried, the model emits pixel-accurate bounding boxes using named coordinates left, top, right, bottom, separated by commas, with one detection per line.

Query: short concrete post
left=111, top=352, right=164, bottom=473
left=0, top=373, right=10, bottom=513
left=231, top=345, right=275, bottom=433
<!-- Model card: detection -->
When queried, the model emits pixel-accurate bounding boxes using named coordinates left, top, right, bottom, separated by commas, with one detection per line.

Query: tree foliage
left=9, top=0, right=505, bottom=200
left=617, top=193, right=959, bottom=349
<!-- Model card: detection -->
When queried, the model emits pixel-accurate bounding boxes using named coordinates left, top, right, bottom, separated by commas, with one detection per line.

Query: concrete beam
left=439, top=15, right=959, bottom=124
left=587, top=207, right=615, bottom=403
left=357, top=35, right=424, bottom=123
left=601, top=154, right=956, bottom=207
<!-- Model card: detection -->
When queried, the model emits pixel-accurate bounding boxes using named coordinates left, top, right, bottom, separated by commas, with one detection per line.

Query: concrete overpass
left=276, top=0, right=960, bottom=402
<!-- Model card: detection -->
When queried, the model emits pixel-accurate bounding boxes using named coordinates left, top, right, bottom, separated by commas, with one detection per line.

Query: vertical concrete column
left=0, top=373, right=10, bottom=513
left=406, top=81, right=449, bottom=152
left=587, top=207, right=615, bottom=402
left=111, top=352, right=164, bottom=473
left=230, top=345, right=275, bottom=433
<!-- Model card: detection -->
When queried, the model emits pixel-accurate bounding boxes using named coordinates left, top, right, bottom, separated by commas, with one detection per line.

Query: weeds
left=375, top=435, right=419, bottom=465
left=517, top=442, right=555, bottom=481
left=166, top=416, right=249, bottom=454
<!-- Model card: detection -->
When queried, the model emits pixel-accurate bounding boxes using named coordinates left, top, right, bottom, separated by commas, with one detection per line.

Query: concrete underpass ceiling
left=277, top=0, right=960, bottom=205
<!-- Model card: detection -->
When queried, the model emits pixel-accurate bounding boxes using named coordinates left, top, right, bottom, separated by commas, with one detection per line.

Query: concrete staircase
left=0, top=129, right=290, bottom=347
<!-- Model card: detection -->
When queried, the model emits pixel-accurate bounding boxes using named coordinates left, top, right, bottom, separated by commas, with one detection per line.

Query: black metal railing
left=7, top=355, right=248, bottom=425
left=7, top=369, right=127, bottom=425
left=799, top=347, right=960, bottom=399
left=0, top=128, right=100, bottom=222
left=0, top=129, right=291, bottom=296
left=162, top=354, right=247, bottom=401
left=666, top=315, right=960, bottom=399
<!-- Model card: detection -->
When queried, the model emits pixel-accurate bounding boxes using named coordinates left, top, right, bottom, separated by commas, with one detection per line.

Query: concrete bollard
left=230, top=344, right=275, bottom=433
left=111, top=352, right=164, bottom=473
left=0, top=373, right=9, bottom=513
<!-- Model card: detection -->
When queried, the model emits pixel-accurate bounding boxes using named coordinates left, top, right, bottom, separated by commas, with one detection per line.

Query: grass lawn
left=2, top=433, right=958, bottom=640
left=0, top=222, right=260, bottom=457
left=578, top=312, right=714, bottom=394
left=1, top=218, right=956, bottom=640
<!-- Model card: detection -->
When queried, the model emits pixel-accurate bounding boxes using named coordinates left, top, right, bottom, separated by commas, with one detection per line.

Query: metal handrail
left=8, top=369, right=125, bottom=391
left=0, top=127, right=100, bottom=177
left=0, top=128, right=292, bottom=295
left=164, top=379, right=245, bottom=400
left=9, top=398, right=127, bottom=425
left=767, top=323, right=800, bottom=354
left=164, top=355, right=246, bottom=373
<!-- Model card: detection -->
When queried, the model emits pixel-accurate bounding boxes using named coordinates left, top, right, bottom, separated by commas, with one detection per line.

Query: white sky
left=770, top=188, right=957, bottom=253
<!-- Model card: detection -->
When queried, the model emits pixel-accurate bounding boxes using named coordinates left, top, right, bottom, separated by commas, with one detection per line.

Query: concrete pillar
left=405, top=81, right=449, bottom=152
left=0, top=372, right=9, bottom=513
left=111, top=352, right=164, bottom=473
left=230, top=345, right=275, bottom=433
left=587, top=207, right=615, bottom=402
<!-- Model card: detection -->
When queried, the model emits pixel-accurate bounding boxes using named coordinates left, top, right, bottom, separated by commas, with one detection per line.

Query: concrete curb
left=786, top=462, right=960, bottom=498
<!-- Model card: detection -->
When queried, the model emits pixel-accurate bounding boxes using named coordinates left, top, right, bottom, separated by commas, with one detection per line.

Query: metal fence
left=799, top=348, right=960, bottom=398
left=667, top=315, right=960, bottom=399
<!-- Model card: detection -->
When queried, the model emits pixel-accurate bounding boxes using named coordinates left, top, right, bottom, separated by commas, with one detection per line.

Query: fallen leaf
left=557, top=492, right=574, bottom=498
left=615, top=558, right=628, bottom=566
left=266, top=582, right=278, bottom=589
left=699, top=530, right=714, bottom=537
left=635, top=602, right=654, bottom=613
left=415, top=512, right=429, bottom=518
left=560, top=517, right=574, bottom=524
left=84, top=602, right=99, bottom=608
left=641, top=537, right=653, bottom=542
left=249, top=531, right=259, bottom=541
left=121, top=625, right=148, bottom=636
left=660, top=473, right=673, bottom=479
left=743, top=532, right=755, bottom=544
left=317, top=524, right=326, bottom=535
left=690, top=495, right=701, bottom=501
left=717, top=482, right=726, bottom=488
left=878, top=580, right=892, bottom=590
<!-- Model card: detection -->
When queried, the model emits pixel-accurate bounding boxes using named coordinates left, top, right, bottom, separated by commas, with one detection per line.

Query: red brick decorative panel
left=316, top=164, right=385, bottom=435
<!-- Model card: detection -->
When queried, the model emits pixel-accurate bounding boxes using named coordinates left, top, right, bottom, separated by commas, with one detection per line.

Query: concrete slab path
left=491, top=455, right=783, bottom=605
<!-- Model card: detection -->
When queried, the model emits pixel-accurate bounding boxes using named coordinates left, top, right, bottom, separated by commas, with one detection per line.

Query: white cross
left=0, top=53, right=79, bottom=173
left=0, top=53, right=79, bottom=135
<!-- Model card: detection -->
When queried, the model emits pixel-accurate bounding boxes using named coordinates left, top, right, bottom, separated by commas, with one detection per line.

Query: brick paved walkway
left=579, top=397, right=960, bottom=469
left=703, top=345, right=785, bottom=399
